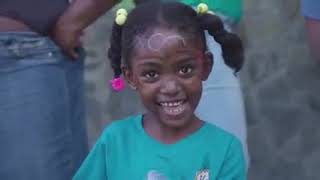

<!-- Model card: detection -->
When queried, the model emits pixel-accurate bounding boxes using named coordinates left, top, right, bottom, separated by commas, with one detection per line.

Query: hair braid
left=108, top=22, right=123, bottom=78
left=198, top=13, right=244, bottom=73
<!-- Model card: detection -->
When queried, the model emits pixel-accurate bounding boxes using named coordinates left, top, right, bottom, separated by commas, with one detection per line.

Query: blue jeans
left=0, top=32, right=88, bottom=180
left=301, top=0, right=320, bottom=20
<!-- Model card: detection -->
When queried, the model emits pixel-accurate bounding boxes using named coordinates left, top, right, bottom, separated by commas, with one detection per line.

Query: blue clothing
left=73, top=115, right=246, bottom=180
left=0, top=32, right=88, bottom=180
left=301, top=0, right=320, bottom=20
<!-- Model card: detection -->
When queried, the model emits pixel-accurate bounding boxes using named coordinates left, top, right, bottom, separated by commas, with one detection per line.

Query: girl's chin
left=158, top=114, right=194, bottom=129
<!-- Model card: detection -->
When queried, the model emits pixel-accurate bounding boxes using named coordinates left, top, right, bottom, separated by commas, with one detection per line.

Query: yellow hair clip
left=115, top=8, right=128, bottom=26
left=197, top=3, right=208, bottom=14
left=116, top=8, right=128, bottom=17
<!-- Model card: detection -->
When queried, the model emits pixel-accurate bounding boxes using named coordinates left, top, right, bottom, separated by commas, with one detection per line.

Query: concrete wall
left=83, top=0, right=320, bottom=179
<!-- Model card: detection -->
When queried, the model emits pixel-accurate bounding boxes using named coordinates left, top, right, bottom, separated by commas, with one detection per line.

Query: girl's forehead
left=128, top=32, right=205, bottom=66
left=133, top=27, right=200, bottom=53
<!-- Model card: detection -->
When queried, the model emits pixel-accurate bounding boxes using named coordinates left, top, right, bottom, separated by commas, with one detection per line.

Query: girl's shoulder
left=203, top=123, right=246, bottom=178
left=99, top=114, right=142, bottom=140
left=204, top=122, right=236, bottom=140
left=201, top=122, right=243, bottom=152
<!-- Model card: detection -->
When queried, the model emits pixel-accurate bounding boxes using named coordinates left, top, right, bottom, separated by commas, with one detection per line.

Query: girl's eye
left=179, top=66, right=193, bottom=75
left=144, top=71, right=159, bottom=79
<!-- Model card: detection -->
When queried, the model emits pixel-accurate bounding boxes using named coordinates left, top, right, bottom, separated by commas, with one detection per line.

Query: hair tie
left=115, top=8, right=128, bottom=26
left=208, top=10, right=215, bottom=15
left=197, top=3, right=209, bottom=14
left=110, top=77, right=125, bottom=92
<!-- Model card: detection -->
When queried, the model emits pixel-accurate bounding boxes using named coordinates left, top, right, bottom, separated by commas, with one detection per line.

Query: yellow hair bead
left=116, top=14, right=127, bottom=26
left=116, top=8, right=128, bottom=17
left=197, top=3, right=208, bottom=14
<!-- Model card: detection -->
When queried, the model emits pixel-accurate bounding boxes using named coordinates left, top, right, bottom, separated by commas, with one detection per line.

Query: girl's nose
left=159, top=77, right=181, bottom=96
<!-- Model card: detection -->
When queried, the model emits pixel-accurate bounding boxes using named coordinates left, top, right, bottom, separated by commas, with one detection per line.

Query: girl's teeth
left=161, top=101, right=182, bottom=107
left=168, top=106, right=183, bottom=113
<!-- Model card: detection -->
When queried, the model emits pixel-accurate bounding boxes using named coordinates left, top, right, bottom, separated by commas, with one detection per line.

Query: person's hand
left=51, top=21, right=84, bottom=60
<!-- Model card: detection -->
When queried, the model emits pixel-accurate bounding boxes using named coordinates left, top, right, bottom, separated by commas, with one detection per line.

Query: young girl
left=159, top=0, right=249, bottom=166
left=74, top=1, right=246, bottom=179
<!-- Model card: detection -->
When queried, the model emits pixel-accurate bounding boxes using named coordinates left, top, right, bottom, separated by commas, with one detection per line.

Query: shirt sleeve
left=301, top=0, right=320, bottom=20
left=217, top=137, right=247, bottom=180
left=73, top=137, right=108, bottom=180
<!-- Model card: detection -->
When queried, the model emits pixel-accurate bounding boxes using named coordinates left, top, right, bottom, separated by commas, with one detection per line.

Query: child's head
left=108, top=1, right=243, bottom=128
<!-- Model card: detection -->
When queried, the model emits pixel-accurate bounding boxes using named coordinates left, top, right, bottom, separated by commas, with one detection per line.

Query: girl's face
left=123, top=27, right=213, bottom=129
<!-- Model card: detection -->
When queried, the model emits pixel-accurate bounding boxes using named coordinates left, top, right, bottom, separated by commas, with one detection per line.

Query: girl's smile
left=158, top=99, right=187, bottom=119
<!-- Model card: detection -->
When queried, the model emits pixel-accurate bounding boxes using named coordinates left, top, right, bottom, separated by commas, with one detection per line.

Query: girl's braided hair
left=108, top=0, right=244, bottom=79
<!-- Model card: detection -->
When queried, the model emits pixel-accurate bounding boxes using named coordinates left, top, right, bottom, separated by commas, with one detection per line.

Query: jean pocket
left=5, top=36, right=61, bottom=61
left=0, top=50, right=64, bottom=75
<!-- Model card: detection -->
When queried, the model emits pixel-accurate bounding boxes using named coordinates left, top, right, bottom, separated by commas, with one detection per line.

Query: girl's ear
left=201, top=51, right=213, bottom=81
left=121, top=64, right=137, bottom=90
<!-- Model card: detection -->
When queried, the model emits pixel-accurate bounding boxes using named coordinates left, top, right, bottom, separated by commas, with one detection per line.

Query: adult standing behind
left=0, top=0, right=117, bottom=179
left=301, top=0, right=320, bottom=62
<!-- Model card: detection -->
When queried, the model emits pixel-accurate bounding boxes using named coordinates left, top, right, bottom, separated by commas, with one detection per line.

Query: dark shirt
left=0, top=0, right=69, bottom=34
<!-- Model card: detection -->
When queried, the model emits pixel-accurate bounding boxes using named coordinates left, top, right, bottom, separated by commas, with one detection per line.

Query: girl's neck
left=142, top=113, right=204, bottom=144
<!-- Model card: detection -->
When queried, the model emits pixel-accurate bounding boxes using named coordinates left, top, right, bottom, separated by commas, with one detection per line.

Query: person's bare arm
left=52, top=0, right=119, bottom=59
left=305, top=17, right=320, bottom=63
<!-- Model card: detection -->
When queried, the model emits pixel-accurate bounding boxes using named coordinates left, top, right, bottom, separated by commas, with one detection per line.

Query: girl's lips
left=162, top=105, right=186, bottom=116
left=158, top=100, right=187, bottom=116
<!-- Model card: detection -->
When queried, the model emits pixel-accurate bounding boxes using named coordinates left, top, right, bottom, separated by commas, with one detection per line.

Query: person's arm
left=304, top=18, right=320, bottom=63
left=301, top=0, right=320, bottom=62
left=217, top=138, right=247, bottom=180
left=52, top=0, right=119, bottom=59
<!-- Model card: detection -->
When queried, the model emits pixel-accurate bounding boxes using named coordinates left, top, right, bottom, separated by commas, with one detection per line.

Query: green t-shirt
left=176, top=0, right=242, bottom=22
left=73, top=115, right=246, bottom=180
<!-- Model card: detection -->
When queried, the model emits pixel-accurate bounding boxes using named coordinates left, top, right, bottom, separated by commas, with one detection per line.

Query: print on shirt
left=195, top=169, right=210, bottom=180
left=146, top=170, right=168, bottom=180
